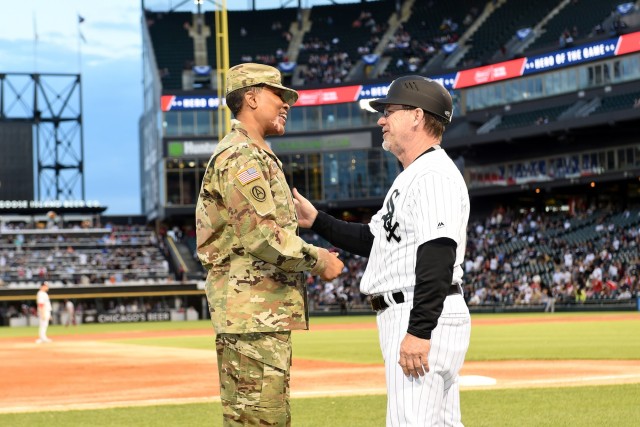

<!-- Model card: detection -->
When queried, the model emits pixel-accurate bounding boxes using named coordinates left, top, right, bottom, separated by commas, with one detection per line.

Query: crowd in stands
left=237, top=20, right=292, bottom=66
left=354, top=14, right=388, bottom=58
left=353, top=10, right=389, bottom=40
left=298, top=8, right=390, bottom=84
left=0, top=216, right=172, bottom=287
left=296, top=11, right=366, bottom=85
left=383, top=5, right=478, bottom=77
left=558, top=26, right=579, bottom=48
left=463, top=206, right=639, bottom=307
left=554, top=4, right=629, bottom=50
left=299, top=52, right=353, bottom=85
left=302, top=205, right=640, bottom=312
left=3, top=205, right=639, bottom=313
left=384, top=26, right=437, bottom=74
left=298, top=0, right=637, bottom=81
left=148, top=0, right=640, bottom=90
left=296, top=31, right=341, bottom=84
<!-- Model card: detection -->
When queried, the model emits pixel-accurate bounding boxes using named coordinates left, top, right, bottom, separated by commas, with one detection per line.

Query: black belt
left=370, top=285, right=462, bottom=312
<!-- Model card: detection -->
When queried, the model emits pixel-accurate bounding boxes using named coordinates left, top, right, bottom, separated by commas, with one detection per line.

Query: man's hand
left=398, top=333, right=431, bottom=379
left=312, top=247, right=344, bottom=280
left=292, top=188, right=318, bottom=228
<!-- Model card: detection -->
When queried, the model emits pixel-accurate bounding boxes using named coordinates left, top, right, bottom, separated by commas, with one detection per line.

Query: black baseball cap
left=370, top=76, right=453, bottom=123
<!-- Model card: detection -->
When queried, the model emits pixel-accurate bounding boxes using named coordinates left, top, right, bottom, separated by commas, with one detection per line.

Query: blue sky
left=0, top=0, right=360, bottom=215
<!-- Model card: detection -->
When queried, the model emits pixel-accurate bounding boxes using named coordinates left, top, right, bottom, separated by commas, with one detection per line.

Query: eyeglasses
left=382, top=106, right=416, bottom=118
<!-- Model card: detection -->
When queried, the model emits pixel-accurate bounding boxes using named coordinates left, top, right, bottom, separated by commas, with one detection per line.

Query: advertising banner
left=268, top=131, right=372, bottom=154
left=82, top=311, right=172, bottom=324
left=165, top=140, right=218, bottom=157
left=455, top=58, right=527, bottom=88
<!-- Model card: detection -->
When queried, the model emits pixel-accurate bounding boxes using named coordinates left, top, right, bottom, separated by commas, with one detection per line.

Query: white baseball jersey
left=37, top=288, right=53, bottom=343
left=37, top=290, right=52, bottom=317
left=361, top=147, right=469, bottom=296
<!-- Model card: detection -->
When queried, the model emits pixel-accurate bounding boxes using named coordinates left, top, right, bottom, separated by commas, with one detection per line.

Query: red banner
left=455, top=58, right=526, bottom=89
left=295, top=85, right=361, bottom=106
left=161, top=95, right=176, bottom=112
left=615, top=31, right=640, bottom=55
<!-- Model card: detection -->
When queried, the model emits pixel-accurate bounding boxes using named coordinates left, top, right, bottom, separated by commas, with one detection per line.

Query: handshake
left=312, top=247, right=344, bottom=281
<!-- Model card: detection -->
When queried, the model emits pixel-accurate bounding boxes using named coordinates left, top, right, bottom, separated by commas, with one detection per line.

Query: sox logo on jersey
left=381, top=189, right=401, bottom=242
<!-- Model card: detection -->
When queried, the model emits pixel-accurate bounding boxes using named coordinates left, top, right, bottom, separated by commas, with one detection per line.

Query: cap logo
left=403, top=81, right=420, bottom=91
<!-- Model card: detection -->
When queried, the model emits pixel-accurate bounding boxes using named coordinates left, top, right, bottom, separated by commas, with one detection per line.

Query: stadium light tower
left=166, top=0, right=230, bottom=139
left=0, top=72, right=85, bottom=201
left=214, top=0, right=231, bottom=141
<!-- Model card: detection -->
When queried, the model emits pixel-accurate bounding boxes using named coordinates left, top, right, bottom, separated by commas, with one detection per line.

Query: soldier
left=195, top=63, right=344, bottom=426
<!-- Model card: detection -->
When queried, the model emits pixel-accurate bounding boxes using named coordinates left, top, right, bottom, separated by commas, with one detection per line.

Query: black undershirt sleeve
left=407, top=237, right=457, bottom=340
left=310, top=210, right=374, bottom=257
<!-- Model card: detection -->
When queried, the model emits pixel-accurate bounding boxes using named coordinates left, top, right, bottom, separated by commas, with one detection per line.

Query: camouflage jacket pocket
left=228, top=331, right=291, bottom=371
left=220, top=332, right=292, bottom=408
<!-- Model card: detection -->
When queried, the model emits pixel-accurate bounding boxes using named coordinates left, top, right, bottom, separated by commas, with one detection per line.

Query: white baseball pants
left=39, top=315, right=51, bottom=341
left=377, top=293, right=471, bottom=427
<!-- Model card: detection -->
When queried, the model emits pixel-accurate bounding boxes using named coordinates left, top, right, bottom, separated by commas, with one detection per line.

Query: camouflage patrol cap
left=226, top=63, right=299, bottom=106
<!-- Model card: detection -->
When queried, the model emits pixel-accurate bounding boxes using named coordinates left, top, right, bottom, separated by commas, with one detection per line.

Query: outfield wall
left=0, top=282, right=207, bottom=326
left=0, top=282, right=637, bottom=326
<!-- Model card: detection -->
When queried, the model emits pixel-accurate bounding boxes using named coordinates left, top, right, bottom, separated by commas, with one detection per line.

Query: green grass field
left=1, top=312, right=639, bottom=426
left=2, top=384, right=639, bottom=427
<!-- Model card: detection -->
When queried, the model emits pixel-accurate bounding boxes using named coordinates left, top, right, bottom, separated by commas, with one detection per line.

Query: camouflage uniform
left=196, top=120, right=326, bottom=332
left=196, top=65, right=329, bottom=425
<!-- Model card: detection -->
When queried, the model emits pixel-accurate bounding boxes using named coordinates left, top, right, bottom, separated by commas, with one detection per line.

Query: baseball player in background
left=294, top=76, right=471, bottom=426
left=36, top=281, right=53, bottom=343
left=64, top=299, right=77, bottom=327
left=195, top=63, right=344, bottom=426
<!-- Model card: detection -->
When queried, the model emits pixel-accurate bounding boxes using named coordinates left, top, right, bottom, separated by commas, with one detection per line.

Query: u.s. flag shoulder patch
left=236, top=166, right=260, bottom=185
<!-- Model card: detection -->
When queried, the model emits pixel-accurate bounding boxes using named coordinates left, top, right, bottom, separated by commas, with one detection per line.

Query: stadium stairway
left=501, top=0, right=571, bottom=62
left=295, top=0, right=396, bottom=82
left=287, top=9, right=313, bottom=65
left=524, top=0, right=631, bottom=54
left=145, top=11, right=194, bottom=91
left=348, top=0, right=415, bottom=81
left=454, top=0, right=560, bottom=68
left=165, top=236, right=204, bottom=280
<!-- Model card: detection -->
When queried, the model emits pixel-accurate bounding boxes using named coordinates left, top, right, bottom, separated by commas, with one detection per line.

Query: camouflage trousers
left=216, top=331, right=292, bottom=426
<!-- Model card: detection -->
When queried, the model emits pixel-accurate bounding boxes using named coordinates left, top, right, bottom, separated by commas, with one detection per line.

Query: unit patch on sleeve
left=251, top=186, right=267, bottom=202
left=233, top=161, right=275, bottom=217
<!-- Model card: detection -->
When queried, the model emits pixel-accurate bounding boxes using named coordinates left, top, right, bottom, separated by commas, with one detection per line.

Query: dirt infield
left=1, top=314, right=639, bottom=413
